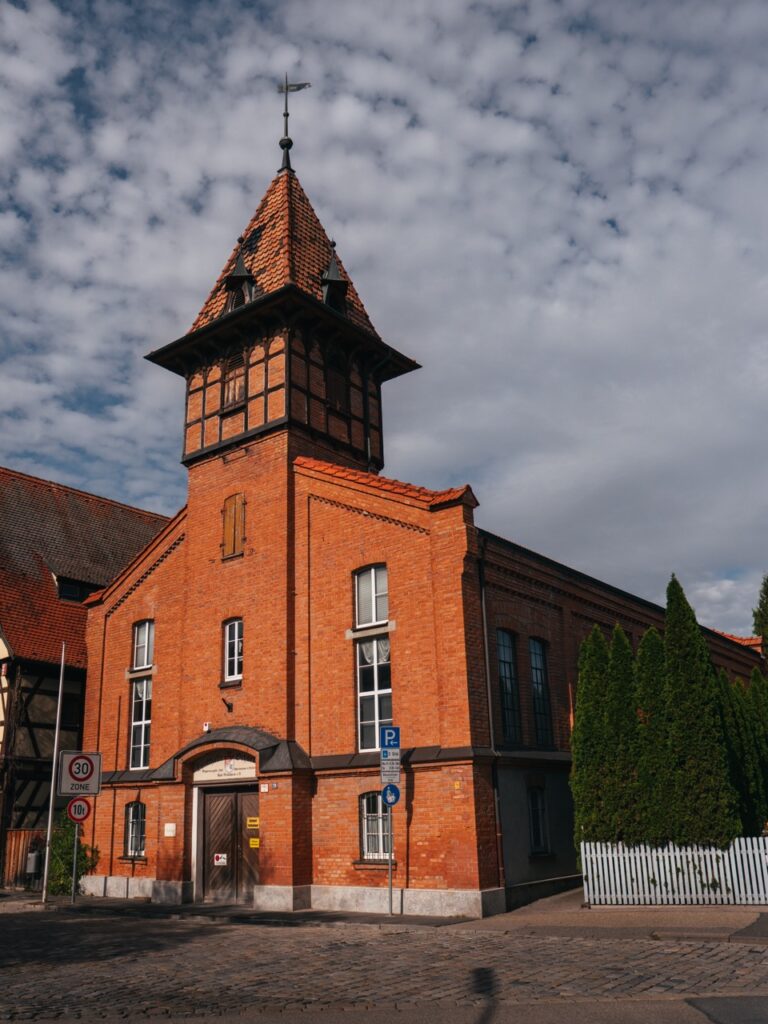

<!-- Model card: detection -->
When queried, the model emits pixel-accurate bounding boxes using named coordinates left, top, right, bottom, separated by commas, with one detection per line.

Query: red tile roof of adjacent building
left=189, top=170, right=378, bottom=338
left=714, top=630, right=763, bottom=652
left=294, top=456, right=477, bottom=510
left=0, top=466, right=168, bottom=669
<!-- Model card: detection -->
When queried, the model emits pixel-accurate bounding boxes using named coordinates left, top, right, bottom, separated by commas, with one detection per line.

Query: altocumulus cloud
left=1, top=0, right=767, bottom=634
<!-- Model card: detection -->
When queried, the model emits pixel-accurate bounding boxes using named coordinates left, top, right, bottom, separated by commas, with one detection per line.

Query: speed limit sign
left=58, top=752, right=102, bottom=795
left=67, top=797, right=92, bottom=823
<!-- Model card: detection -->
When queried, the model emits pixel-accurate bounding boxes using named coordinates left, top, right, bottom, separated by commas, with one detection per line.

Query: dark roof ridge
left=0, top=464, right=169, bottom=523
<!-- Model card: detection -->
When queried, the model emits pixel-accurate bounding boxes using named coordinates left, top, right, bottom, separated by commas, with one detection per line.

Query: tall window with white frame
left=132, top=619, right=154, bottom=670
left=359, top=791, right=391, bottom=860
left=129, top=620, right=153, bottom=769
left=124, top=801, right=146, bottom=858
left=529, top=638, right=553, bottom=747
left=223, top=618, right=243, bottom=683
left=354, top=565, right=391, bottom=751
left=129, top=678, right=151, bottom=769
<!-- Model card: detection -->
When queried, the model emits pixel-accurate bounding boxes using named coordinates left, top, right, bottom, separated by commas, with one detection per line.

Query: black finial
left=277, top=74, right=311, bottom=173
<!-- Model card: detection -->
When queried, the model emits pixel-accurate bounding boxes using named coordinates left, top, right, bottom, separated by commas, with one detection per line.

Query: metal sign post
left=380, top=726, right=401, bottom=917
left=71, top=824, right=78, bottom=905
left=66, top=797, right=91, bottom=905
left=388, top=804, right=393, bottom=914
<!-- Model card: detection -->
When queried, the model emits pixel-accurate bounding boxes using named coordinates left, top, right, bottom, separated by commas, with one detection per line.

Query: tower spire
left=277, top=74, right=311, bottom=173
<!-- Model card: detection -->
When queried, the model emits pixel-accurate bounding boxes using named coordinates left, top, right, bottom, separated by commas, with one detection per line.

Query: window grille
left=124, top=801, right=146, bottom=858
left=360, top=791, right=391, bottom=860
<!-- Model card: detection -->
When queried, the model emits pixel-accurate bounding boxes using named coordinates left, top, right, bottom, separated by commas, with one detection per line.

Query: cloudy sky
left=1, top=0, right=767, bottom=635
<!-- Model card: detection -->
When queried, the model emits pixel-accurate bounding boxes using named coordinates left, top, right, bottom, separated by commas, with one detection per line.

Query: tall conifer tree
left=570, top=625, right=611, bottom=846
left=717, top=671, right=766, bottom=836
left=633, top=627, right=668, bottom=845
left=748, top=667, right=768, bottom=827
left=664, top=576, right=740, bottom=847
left=753, top=574, right=768, bottom=655
left=603, top=625, right=638, bottom=842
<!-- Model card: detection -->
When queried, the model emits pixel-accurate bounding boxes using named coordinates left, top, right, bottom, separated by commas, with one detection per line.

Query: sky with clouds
left=1, top=0, right=767, bottom=635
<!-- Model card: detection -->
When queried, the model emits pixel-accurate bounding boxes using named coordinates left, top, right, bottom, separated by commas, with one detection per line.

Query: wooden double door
left=201, top=786, right=260, bottom=903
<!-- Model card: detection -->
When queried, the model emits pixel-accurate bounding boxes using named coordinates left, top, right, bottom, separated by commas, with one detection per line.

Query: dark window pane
left=360, top=696, right=375, bottom=722
left=359, top=665, right=375, bottom=692
left=360, top=724, right=376, bottom=749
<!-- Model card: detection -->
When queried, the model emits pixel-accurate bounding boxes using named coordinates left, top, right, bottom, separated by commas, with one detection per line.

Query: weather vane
left=277, top=73, right=311, bottom=171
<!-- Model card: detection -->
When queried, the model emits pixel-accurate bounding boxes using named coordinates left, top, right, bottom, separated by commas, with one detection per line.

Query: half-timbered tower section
left=80, top=155, right=763, bottom=915
left=0, top=468, right=166, bottom=887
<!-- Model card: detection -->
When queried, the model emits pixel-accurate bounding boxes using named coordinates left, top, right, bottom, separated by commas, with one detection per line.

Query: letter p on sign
left=380, top=726, right=400, bottom=749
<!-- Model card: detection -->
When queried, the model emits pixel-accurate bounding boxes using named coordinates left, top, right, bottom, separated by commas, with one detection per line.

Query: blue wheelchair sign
left=380, top=726, right=400, bottom=749
left=381, top=783, right=400, bottom=807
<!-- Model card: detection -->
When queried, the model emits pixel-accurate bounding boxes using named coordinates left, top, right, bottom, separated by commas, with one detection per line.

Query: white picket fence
left=581, top=838, right=768, bottom=905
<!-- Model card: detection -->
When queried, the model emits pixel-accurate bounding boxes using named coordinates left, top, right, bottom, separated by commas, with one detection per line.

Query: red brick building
left=81, top=149, right=762, bottom=914
left=0, top=467, right=167, bottom=886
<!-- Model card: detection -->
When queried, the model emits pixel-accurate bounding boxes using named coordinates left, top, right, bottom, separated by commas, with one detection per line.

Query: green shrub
left=47, top=815, right=99, bottom=896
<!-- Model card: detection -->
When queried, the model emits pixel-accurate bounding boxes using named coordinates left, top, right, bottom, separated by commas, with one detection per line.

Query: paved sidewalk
left=457, top=887, right=768, bottom=944
left=5, top=884, right=768, bottom=945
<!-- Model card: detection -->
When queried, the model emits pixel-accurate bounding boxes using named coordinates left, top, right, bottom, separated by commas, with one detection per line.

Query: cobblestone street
left=2, top=910, right=768, bottom=1021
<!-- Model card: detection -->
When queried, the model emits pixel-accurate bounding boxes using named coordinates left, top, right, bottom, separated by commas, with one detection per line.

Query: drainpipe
left=478, top=536, right=505, bottom=891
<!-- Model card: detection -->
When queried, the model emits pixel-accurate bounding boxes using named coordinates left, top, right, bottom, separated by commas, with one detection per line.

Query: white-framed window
left=130, top=678, right=151, bottom=769
left=354, top=565, right=388, bottom=628
left=357, top=637, right=391, bottom=750
left=132, top=620, right=154, bottom=670
left=360, top=791, right=391, bottom=860
left=124, top=801, right=146, bottom=857
left=224, top=618, right=243, bottom=681
left=528, top=786, right=550, bottom=855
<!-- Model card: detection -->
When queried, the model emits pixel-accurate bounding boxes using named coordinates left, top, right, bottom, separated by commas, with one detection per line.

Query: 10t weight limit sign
left=58, top=752, right=102, bottom=796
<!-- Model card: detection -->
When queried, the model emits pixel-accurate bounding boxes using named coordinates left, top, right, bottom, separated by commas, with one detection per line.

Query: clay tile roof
left=189, top=171, right=378, bottom=338
left=0, top=466, right=169, bottom=668
left=293, top=456, right=477, bottom=510
left=714, top=630, right=763, bottom=651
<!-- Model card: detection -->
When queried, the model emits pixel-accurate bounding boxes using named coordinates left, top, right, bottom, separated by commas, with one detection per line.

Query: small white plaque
left=164, top=823, right=176, bottom=838
left=213, top=853, right=228, bottom=866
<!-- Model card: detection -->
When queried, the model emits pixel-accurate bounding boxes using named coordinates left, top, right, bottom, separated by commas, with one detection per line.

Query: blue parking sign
left=380, top=726, right=400, bottom=749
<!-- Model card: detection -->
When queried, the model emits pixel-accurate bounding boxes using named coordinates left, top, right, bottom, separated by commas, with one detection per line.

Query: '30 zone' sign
left=58, top=751, right=102, bottom=796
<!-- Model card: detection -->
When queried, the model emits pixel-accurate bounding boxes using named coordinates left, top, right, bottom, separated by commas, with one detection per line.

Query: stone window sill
left=118, top=856, right=147, bottom=864
left=353, top=859, right=397, bottom=870
left=219, top=679, right=243, bottom=691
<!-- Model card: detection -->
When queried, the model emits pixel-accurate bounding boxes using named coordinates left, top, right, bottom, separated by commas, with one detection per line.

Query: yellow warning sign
left=246, top=817, right=259, bottom=829
left=249, top=838, right=260, bottom=849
